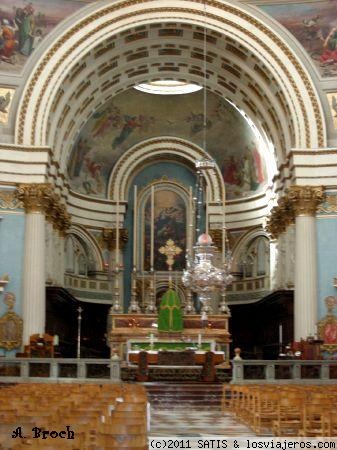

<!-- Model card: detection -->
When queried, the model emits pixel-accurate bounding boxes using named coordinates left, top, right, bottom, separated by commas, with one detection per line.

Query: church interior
left=1, top=0, right=337, bottom=446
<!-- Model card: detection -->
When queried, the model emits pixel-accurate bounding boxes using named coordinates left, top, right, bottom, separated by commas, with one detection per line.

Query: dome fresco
left=68, top=89, right=267, bottom=200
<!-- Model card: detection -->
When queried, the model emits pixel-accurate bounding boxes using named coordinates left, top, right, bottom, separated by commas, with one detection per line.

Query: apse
left=67, top=88, right=269, bottom=201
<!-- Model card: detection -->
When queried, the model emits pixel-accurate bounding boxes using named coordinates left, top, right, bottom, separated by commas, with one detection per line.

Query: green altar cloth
left=158, top=289, right=183, bottom=332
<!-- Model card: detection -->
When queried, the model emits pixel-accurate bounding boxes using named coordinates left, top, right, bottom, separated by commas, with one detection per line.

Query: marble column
left=17, top=184, right=53, bottom=344
left=288, top=186, right=325, bottom=341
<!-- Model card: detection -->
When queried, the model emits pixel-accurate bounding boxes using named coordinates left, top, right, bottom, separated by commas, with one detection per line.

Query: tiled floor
left=149, top=409, right=255, bottom=437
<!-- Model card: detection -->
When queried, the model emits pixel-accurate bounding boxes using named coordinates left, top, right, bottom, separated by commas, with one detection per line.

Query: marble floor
left=149, top=409, right=256, bottom=437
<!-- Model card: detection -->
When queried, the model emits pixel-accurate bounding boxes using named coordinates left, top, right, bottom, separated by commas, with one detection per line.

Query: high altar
left=108, top=313, right=231, bottom=365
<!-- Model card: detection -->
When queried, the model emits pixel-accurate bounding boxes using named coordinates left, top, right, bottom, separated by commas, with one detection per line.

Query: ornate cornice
left=102, top=228, right=128, bottom=250
left=16, top=183, right=71, bottom=233
left=266, top=185, right=325, bottom=238
left=287, top=186, right=325, bottom=217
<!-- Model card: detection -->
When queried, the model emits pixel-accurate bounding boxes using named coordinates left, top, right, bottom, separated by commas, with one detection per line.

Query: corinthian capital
left=287, top=186, right=325, bottom=216
left=16, top=183, right=53, bottom=214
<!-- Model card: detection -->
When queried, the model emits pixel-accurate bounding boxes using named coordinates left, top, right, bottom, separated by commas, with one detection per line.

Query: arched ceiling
left=47, top=21, right=293, bottom=176
left=15, top=0, right=326, bottom=162
left=67, top=87, right=269, bottom=201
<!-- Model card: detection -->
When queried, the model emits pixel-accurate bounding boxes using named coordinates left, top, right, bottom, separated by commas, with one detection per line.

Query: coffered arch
left=15, top=0, right=326, bottom=176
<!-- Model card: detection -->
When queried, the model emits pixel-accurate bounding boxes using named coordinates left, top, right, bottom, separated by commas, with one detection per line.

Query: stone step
left=145, top=382, right=224, bottom=410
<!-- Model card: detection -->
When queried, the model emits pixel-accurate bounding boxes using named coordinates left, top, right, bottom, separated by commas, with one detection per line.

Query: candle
left=279, top=324, right=283, bottom=345
left=222, top=194, right=226, bottom=264
left=53, top=334, right=59, bottom=346
left=133, top=185, right=137, bottom=269
left=116, top=198, right=119, bottom=265
left=189, top=186, right=193, bottom=250
left=198, top=333, right=201, bottom=347
left=150, top=186, right=154, bottom=270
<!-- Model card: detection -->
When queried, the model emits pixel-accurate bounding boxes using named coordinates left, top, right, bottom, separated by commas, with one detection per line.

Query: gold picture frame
left=0, top=311, right=23, bottom=351
left=317, top=314, right=337, bottom=354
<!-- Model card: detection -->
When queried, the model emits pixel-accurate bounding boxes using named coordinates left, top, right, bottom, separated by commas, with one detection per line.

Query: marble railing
left=232, top=359, right=337, bottom=384
left=0, top=358, right=120, bottom=383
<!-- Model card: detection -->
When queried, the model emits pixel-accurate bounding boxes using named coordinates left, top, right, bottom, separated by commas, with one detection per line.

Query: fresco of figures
left=68, top=89, right=267, bottom=200
left=260, top=1, right=337, bottom=78
left=0, top=0, right=88, bottom=73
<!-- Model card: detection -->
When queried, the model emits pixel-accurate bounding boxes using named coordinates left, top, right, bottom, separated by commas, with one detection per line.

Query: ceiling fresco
left=0, top=0, right=89, bottom=74
left=67, top=89, right=267, bottom=200
left=260, top=1, right=337, bottom=78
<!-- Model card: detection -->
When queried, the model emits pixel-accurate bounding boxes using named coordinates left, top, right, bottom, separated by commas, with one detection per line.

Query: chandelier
left=182, top=233, right=233, bottom=312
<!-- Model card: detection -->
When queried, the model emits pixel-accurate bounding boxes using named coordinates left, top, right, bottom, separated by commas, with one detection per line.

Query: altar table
left=128, top=350, right=225, bottom=365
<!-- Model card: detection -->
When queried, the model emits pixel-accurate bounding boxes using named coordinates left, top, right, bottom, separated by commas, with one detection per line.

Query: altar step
left=145, top=382, right=224, bottom=410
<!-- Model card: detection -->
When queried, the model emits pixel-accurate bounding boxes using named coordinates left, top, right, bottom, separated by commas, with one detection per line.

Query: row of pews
left=222, top=384, right=337, bottom=436
left=0, top=383, right=148, bottom=449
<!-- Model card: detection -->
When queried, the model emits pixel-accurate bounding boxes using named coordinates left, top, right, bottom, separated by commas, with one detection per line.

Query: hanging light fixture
left=182, top=1, right=233, bottom=314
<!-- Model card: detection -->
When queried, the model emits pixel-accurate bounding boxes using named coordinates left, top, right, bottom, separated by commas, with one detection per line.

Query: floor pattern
left=149, top=409, right=256, bottom=437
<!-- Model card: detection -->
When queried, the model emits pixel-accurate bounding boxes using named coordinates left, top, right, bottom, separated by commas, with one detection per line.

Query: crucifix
left=159, top=239, right=182, bottom=287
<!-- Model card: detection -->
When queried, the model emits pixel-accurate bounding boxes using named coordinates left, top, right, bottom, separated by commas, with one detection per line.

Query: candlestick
left=116, top=198, right=119, bottom=266
left=222, top=195, right=226, bottom=264
left=133, top=185, right=137, bottom=269
left=188, top=186, right=193, bottom=250
left=279, top=323, right=283, bottom=345
left=150, top=186, right=154, bottom=270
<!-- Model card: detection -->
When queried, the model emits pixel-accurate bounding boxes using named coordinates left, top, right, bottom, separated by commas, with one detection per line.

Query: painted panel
left=143, top=189, right=186, bottom=271
left=0, top=0, right=90, bottom=74
left=260, top=1, right=337, bottom=78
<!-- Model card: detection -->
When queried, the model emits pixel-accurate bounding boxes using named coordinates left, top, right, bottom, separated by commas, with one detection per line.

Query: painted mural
left=260, top=1, right=337, bottom=78
left=68, top=89, right=267, bottom=200
left=0, top=87, right=14, bottom=124
left=0, top=0, right=90, bottom=74
left=327, top=93, right=337, bottom=129
left=143, top=189, right=186, bottom=271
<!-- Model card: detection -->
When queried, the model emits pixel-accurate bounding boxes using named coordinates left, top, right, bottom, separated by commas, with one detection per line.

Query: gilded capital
left=102, top=228, right=128, bottom=250
left=16, top=183, right=53, bottom=214
left=287, top=186, right=325, bottom=216
left=266, top=196, right=294, bottom=239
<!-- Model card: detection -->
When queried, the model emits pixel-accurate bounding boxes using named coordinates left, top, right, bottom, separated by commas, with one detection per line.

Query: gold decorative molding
left=317, top=195, right=337, bottom=214
left=102, top=228, right=128, bottom=250
left=0, top=191, right=22, bottom=210
left=287, top=186, right=325, bottom=217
